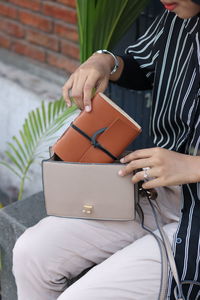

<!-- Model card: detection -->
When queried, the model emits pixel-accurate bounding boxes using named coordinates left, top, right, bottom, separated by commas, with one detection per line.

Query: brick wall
left=0, top=0, right=80, bottom=74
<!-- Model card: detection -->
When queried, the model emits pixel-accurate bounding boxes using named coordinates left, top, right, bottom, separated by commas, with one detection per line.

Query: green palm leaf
left=76, top=0, right=149, bottom=63
left=0, top=98, right=77, bottom=200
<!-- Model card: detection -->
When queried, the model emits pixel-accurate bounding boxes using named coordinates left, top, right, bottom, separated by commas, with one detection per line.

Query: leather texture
left=52, top=92, right=141, bottom=162
left=42, top=158, right=137, bottom=221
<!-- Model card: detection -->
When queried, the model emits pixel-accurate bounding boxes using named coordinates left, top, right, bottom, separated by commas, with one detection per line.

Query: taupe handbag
left=42, top=156, right=185, bottom=299
left=42, top=156, right=138, bottom=221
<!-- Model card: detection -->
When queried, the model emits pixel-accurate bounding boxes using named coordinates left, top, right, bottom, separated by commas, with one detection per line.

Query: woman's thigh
left=57, top=222, right=178, bottom=300
left=13, top=215, right=146, bottom=280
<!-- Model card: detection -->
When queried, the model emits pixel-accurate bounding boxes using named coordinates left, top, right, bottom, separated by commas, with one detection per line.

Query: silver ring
left=143, top=167, right=150, bottom=180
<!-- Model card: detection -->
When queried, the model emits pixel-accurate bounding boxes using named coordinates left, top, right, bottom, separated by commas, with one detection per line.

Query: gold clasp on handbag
left=82, top=204, right=93, bottom=214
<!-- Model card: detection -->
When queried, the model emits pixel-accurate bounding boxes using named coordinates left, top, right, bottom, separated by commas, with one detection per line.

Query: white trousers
left=12, top=186, right=181, bottom=300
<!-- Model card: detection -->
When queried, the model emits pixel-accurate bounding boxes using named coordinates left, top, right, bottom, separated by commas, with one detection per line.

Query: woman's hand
left=118, top=147, right=200, bottom=189
left=62, top=53, right=123, bottom=112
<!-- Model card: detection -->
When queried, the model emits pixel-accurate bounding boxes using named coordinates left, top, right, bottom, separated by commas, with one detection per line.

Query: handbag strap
left=137, top=185, right=184, bottom=300
left=136, top=202, right=169, bottom=299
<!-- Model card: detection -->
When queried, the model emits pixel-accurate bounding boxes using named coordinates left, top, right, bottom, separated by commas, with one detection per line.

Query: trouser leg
left=12, top=186, right=180, bottom=300
left=57, top=222, right=178, bottom=300
left=13, top=216, right=147, bottom=300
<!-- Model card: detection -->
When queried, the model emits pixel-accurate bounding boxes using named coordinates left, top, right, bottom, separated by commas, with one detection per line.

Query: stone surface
left=0, top=192, right=46, bottom=300
left=0, top=190, right=9, bottom=207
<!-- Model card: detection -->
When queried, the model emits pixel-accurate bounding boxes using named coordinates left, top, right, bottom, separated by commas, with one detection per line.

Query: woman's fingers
left=118, top=148, right=167, bottom=189
left=62, top=53, right=112, bottom=110
left=70, top=75, right=88, bottom=110
left=120, top=148, right=155, bottom=163
left=95, top=77, right=110, bottom=94
left=82, top=81, right=94, bottom=112
left=62, top=77, right=73, bottom=107
left=129, top=168, right=163, bottom=189
left=63, top=72, right=109, bottom=111
left=118, top=147, right=198, bottom=189
left=141, top=178, right=162, bottom=189
left=82, top=73, right=108, bottom=111
left=62, top=74, right=86, bottom=109
left=131, top=167, right=159, bottom=183
left=118, top=158, right=152, bottom=176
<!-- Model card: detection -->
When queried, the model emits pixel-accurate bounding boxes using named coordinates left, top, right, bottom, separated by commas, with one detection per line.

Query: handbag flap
left=42, top=160, right=136, bottom=221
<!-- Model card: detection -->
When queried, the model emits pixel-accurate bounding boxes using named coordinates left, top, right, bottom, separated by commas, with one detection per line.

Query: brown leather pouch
left=52, top=92, right=141, bottom=163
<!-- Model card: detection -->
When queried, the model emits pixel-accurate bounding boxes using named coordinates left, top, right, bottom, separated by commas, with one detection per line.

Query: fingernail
left=120, top=158, right=124, bottom=163
left=67, top=102, right=71, bottom=107
left=118, top=170, right=123, bottom=176
left=85, top=105, right=91, bottom=112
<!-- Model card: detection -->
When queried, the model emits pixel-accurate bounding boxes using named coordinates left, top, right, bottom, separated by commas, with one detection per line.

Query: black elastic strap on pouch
left=70, top=123, right=117, bottom=161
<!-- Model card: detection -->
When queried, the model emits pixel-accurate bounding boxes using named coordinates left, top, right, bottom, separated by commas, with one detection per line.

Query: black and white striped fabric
left=117, top=10, right=200, bottom=299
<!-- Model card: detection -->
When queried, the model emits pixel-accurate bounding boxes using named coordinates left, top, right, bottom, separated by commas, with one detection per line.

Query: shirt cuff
left=112, top=54, right=153, bottom=90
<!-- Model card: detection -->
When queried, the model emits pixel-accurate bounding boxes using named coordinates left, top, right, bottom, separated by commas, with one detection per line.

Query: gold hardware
left=82, top=204, right=93, bottom=214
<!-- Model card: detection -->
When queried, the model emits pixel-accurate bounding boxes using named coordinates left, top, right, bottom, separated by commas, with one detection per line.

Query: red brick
left=26, top=29, right=59, bottom=51
left=9, top=0, right=41, bottom=11
left=61, top=40, right=79, bottom=60
left=12, top=40, right=46, bottom=62
left=47, top=52, right=79, bottom=73
left=56, top=0, right=76, bottom=8
left=19, top=10, right=53, bottom=32
left=54, top=22, right=78, bottom=41
left=0, top=3, right=17, bottom=18
left=43, top=2, right=77, bottom=23
left=0, top=33, right=12, bottom=49
left=0, top=18, right=25, bottom=38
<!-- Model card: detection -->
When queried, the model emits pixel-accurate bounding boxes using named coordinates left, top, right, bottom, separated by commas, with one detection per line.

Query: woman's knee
left=13, top=232, right=27, bottom=274
left=13, top=228, right=42, bottom=274
left=12, top=216, right=84, bottom=280
left=12, top=220, right=56, bottom=278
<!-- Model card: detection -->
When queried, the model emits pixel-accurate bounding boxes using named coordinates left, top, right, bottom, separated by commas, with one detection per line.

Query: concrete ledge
left=0, top=48, right=67, bottom=86
left=0, top=192, right=46, bottom=300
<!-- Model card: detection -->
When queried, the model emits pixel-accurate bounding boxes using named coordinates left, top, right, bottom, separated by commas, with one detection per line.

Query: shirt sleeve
left=112, top=10, right=167, bottom=91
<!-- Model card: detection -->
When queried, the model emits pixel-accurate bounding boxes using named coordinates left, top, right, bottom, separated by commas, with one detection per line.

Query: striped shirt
left=117, top=10, right=200, bottom=299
